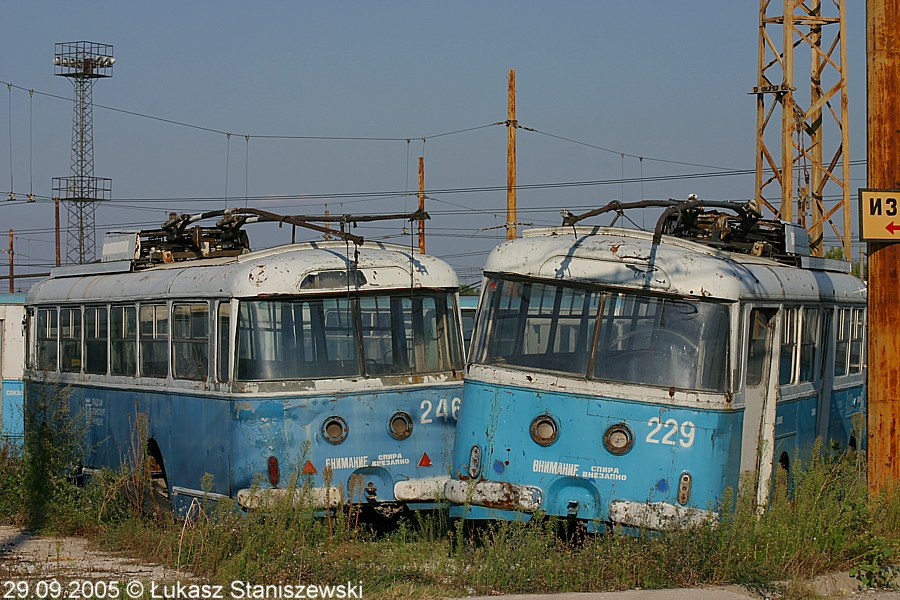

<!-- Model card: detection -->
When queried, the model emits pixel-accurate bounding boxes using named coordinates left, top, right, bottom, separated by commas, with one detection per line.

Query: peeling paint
left=444, top=479, right=541, bottom=512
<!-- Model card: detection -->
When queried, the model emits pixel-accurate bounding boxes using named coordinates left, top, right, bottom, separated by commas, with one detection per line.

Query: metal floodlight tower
left=52, top=41, right=114, bottom=264
left=752, top=0, right=851, bottom=259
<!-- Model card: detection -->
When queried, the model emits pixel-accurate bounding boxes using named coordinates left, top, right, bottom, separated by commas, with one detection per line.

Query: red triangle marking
left=301, top=460, right=318, bottom=475
left=418, top=452, right=433, bottom=467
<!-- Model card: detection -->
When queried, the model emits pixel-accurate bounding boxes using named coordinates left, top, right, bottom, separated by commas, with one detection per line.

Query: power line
left=0, top=79, right=504, bottom=143
left=519, top=126, right=738, bottom=171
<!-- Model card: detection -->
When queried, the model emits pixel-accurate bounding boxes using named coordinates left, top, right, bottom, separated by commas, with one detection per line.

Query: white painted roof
left=483, top=227, right=866, bottom=303
left=27, top=241, right=459, bottom=304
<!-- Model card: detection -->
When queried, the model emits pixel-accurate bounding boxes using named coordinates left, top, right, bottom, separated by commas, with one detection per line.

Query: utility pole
left=753, top=0, right=851, bottom=258
left=866, top=0, right=900, bottom=495
left=54, top=197, right=61, bottom=267
left=7, top=230, right=13, bottom=293
left=418, top=157, right=426, bottom=254
left=506, top=68, right=517, bottom=241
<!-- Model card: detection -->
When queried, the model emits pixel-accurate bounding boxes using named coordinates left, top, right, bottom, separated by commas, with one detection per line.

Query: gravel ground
left=0, top=525, right=189, bottom=582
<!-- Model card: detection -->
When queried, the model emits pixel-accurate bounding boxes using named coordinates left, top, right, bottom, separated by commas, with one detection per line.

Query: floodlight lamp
left=91, top=55, right=114, bottom=67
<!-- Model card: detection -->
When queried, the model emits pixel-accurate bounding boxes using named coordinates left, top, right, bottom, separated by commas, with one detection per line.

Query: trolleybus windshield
left=473, top=277, right=730, bottom=392
left=236, top=291, right=461, bottom=381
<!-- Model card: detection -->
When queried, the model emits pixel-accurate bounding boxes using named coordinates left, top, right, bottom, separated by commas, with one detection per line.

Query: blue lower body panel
left=447, top=379, right=742, bottom=528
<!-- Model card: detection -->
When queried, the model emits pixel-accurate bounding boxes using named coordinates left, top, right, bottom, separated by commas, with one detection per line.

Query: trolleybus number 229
left=645, top=417, right=696, bottom=448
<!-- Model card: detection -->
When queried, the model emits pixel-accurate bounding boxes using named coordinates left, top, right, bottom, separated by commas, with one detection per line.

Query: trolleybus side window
left=111, top=305, right=137, bottom=376
left=746, top=308, right=776, bottom=388
left=849, top=307, right=864, bottom=374
left=140, top=304, right=169, bottom=378
left=779, top=307, right=799, bottom=386
left=834, top=307, right=850, bottom=377
left=36, top=307, right=58, bottom=371
left=217, top=302, right=231, bottom=383
left=60, top=307, right=81, bottom=373
left=173, top=303, right=209, bottom=381
left=798, top=307, right=819, bottom=383
left=84, top=306, right=108, bottom=375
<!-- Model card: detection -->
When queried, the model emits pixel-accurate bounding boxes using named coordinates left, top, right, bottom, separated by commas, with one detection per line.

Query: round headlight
left=530, top=414, right=559, bottom=447
left=322, top=416, right=348, bottom=444
left=388, top=411, right=413, bottom=440
left=603, top=423, right=634, bottom=455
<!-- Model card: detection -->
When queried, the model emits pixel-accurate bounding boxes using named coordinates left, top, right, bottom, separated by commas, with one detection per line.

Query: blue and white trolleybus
left=446, top=199, right=866, bottom=530
left=0, top=292, right=26, bottom=448
left=25, top=209, right=466, bottom=516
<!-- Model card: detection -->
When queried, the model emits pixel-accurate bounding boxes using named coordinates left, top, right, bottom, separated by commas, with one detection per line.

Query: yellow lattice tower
left=753, top=0, right=850, bottom=258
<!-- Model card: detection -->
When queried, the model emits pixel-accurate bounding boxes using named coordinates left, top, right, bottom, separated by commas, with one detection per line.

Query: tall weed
left=5, top=418, right=900, bottom=599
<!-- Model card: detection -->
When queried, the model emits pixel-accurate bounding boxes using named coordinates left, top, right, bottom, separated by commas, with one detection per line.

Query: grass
left=1, top=399, right=898, bottom=599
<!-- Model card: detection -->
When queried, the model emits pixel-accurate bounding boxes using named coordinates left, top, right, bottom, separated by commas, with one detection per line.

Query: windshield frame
left=234, top=290, right=463, bottom=382
left=471, top=275, right=732, bottom=393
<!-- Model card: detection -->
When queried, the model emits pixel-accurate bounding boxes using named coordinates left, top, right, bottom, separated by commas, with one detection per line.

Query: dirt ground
left=1, top=525, right=899, bottom=600
left=0, top=525, right=189, bottom=581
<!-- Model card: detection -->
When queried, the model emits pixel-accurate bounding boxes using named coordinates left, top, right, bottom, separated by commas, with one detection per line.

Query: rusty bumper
left=444, top=479, right=542, bottom=512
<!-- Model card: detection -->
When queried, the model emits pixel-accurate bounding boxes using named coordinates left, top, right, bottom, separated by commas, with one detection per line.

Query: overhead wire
left=0, top=77, right=872, bottom=270
left=519, top=125, right=737, bottom=171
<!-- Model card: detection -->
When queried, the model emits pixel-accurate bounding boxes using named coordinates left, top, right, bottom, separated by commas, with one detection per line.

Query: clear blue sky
left=0, top=2, right=869, bottom=287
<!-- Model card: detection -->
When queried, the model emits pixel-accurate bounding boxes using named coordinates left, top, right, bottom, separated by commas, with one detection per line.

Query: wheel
left=145, top=446, right=174, bottom=520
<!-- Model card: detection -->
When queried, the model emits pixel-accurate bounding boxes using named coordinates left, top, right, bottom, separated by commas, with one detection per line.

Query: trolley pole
left=418, top=157, right=426, bottom=254
left=506, top=68, right=517, bottom=241
left=866, top=0, right=900, bottom=494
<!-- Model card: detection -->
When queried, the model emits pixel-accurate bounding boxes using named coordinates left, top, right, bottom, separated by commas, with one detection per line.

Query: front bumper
left=444, top=479, right=542, bottom=512
left=445, top=479, right=718, bottom=530
left=608, top=499, right=718, bottom=529
left=236, top=485, right=344, bottom=509
left=237, top=475, right=451, bottom=509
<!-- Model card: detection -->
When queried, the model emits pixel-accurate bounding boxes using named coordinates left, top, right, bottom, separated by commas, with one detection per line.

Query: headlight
left=322, top=416, right=348, bottom=444
left=388, top=412, right=413, bottom=440
left=530, top=414, right=559, bottom=447
left=603, top=423, right=634, bottom=455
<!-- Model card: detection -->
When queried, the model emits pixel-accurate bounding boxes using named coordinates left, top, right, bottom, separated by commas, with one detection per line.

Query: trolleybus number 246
left=419, top=398, right=461, bottom=424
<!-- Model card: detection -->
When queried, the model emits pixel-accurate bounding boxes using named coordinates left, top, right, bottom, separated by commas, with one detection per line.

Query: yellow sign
left=859, top=188, right=900, bottom=242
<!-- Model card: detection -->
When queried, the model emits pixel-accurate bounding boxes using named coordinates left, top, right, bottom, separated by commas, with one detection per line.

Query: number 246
left=420, top=398, right=461, bottom=423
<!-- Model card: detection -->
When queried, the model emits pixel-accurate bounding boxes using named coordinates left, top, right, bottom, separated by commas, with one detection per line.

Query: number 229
left=646, top=417, right=696, bottom=447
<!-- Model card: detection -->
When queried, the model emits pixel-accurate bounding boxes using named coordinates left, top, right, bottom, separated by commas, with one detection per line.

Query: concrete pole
left=866, top=0, right=900, bottom=494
